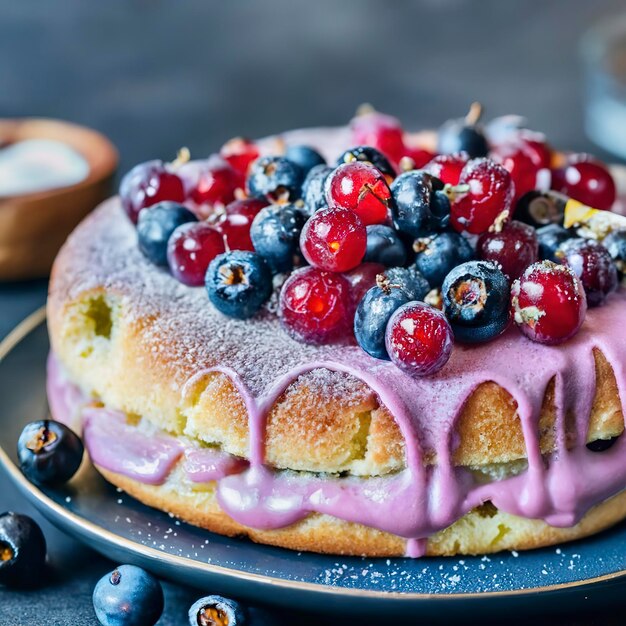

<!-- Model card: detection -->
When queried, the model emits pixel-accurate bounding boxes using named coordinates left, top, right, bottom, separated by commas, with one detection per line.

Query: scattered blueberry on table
left=0, top=512, right=47, bottom=588
left=188, top=595, right=248, bottom=626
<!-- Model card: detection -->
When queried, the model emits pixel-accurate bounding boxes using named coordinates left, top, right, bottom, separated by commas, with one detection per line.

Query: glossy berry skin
left=167, top=222, right=226, bottom=287
left=385, top=302, right=453, bottom=376
left=490, top=141, right=542, bottom=202
left=218, top=197, right=269, bottom=250
left=364, top=224, right=407, bottom=267
left=477, top=220, right=538, bottom=280
left=92, top=564, right=164, bottom=626
left=247, top=156, right=303, bottom=203
left=442, top=261, right=510, bottom=343
left=451, top=158, right=514, bottom=235
left=437, top=117, right=488, bottom=159
left=390, top=171, right=449, bottom=237
left=279, top=267, right=354, bottom=344
left=300, top=207, right=366, bottom=272
left=551, top=157, right=616, bottom=211
left=250, top=204, right=306, bottom=273
left=119, top=160, right=185, bottom=224
left=206, top=251, right=272, bottom=319
left=536, top=224, right=574, bottom=262
left=17, top=420, right=83, bottom=486
left=557, top=238, right=618, bottom=307
left=188, top=159, right=242, bottom=207
left=337, top=146, right=396, bottom=180
left=344, top=262, right=386, bottom=303
left=423, top=153, right=468, bottom=186
left=0, top=513, right=46, bottom=588
left=413, top=231, right=474, bottom=288
left=285, top=144, right=326, bottom=176
left=188, top=595, right=248, bottom=626
left=219, top=137, right=259, bottom=178
left=137, top=202, right=198, bottom=266
left=350, top=110, right=405, bottom=164
left=355, top=286, right=411, bottom=359
left=402, top=147, right=437, bottom=170
left=324, top=161, right=392, bottom=225
left=602, top=230, right=626, bottom=278
left=383, top=267, right=430, bottom=301
left=302, top=165, right=333, bottom=214
left=511, top=261, right=587, bottom=345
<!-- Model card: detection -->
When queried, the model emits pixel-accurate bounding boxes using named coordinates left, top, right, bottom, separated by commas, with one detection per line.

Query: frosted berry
left=536, top=224, right=574, bottom=262
left=383, top=267, right=430, bottom=301
left=337, top=146, right=396, bottom=180
left=551, top=156, right=616, bottom=211
left=364, top=224, right=407, bottom=267
left=350, top=109, right=405, bottom=164
left=511, top=261, right=587, bottom=345
left=286, top=144, right=326, bottom=176
left=189, top=159, right=242, bottom=207
left=491, top=141, right=542, bottom=201
left=302, top=164, right=333, bottom=214
left=423, top=153, right=468, bottom=186
left=437, top=103, right=489, bottom=158
left=413, top=231, right=474, bottom=287
left=247, top=156, right=303, bottom=203
left=602, top=230, right=626, bottom=278
left=344, top=262, right=386, bottom=303
left=477, top=220, right=538, bottom=279
left=219, top=137, right=259, bottom=177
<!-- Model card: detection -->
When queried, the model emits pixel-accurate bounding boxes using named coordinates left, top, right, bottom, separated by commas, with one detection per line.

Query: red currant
left=511, top=261, right=587, bottom=345
left=423, top=153, right=468, bottom=186
left=477, top=220, right=538, bottom=279
left=490, top=142, right=541, bottom=201
left=551, top=155, right=616, bottom=211
left=325, top=162, right=392, bottom=225
left=401, top=147, right=436, bottom=169
left=213, top=198, right=267, bottom=252
left=219, top=137, right=260, bottom=178
left=385, top=302, right=453, bottom=376
left=189, top=159, right=242, bottom=207
left=345, top=262, right=386, bottom=304
left=350, top=109, right=405, bottom=163
left=120, top=160, right=185, bottom=224
left=517, top=131, right=552, bottom=169
left=451, top=158, right=514, bottom=235
left=279, top=267, right=355, bottom=344
left=167, top=222, right=226, bottom=286
left=300, top=207, right=367, bottom=272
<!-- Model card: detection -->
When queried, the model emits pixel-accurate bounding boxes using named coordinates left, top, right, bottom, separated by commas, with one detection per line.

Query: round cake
left=47, top=110, right=626, bottom=557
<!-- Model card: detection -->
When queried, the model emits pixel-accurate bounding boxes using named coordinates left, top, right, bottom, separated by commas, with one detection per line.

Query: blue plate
left=2, top=310, right=626, bottom=618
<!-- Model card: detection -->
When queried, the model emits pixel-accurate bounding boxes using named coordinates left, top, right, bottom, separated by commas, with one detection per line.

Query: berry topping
left=167, top=222, right=226, bottom=286
left=302, top=164, right=333, bottom=214
left=477, top=220, right=538, bottom=279
left=390, top=170, right=449, bottom=237
left=219, top=137, right=259, bottom=178
left=350, top=108, right=406, bottom=163
left=490, top=141, right=542, bottom=201
left=383, top=266, right=430, bottom=301
left=442, top=260, right=510, bottom=343
left=250, top=204, right=306, bottom=273
left=551, top=156, right=616, bottom=211
left=536, top=223, right=574, bottom=262
left=188, top=158, right=242, bottom=207
left=556, top=238, right=618, bottom=307
left=354, top=280, right=411, bottom=359
left=602, top=230, right=626, bottom=278
left=385, top=302, right=453, bottom=376
left=93, top=564, right=164, bottom=626
left=300, top=206, right=367, bottom=272
left=188, top=595, right=248, bottom=626
left=364, top=224, right=408, bottom=267
left=511, top=261, right=587, bottom=345
left=279, top=266, right=354, bottom=344
left=119, top=160, right=185, bottom=224
left=437, top=103, right=489, bottom=159
left=0, top=513, right=47, bottom=588
left=206, top=251, right=273, bottom=319
left=514, top=190, right=567, bottom=228
left=285, top=144, right=326, bottom=176
left=401, top=147, right=437, bottom=170
left=337, top=146, right=396, bottom=180
left=423, top=153, right=468, bottom=186
left=344, top=261, right=386, bottom=303
left=247, top=156, right=303, bottom=203
left=137, top=202, right=198, bottom=266
left=17, top=420, right=84, bottom=486
left=413, top=231, right=474, bottom=287
left=450, top=158, right=514, bottom=235
left=324, top=161, right=392, bottom=225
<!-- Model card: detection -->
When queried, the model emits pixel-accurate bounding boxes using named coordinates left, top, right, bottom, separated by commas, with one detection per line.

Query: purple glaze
left=184, top=447, right=248, bottom=483
left=46, top=352, right=89, bottom=432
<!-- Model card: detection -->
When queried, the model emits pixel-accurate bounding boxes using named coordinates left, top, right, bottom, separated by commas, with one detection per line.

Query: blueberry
left=188, top=595, right=248, bottom=626
left=442, top=260, right=510, bottom=343
left=246, top=156, right=303, bottom=202
left=515, top=190, right=567, bottom=228
left=250, top=204, right=306, bottom=273
left=137, top=201, right=198, bottom=266
left=437, top=104, right=488, bottom=158
left=354, top=285, right=411, bottom=359
left=206, top=251, right=273, bottom=319
left=413, top=231, right=474, bottom=287
left=536, top=224, right=575, bottom=262
left=390, top=171, right=449, bottom=238
left=364, top=225, right=407, bottom=267
left=17, top=420, right=83, bottom=486
left=383, top=266, right=430, bottom=300
left=93, top=564, right=164, bottom=626
left=337, top=146, right=396, bottom=179
left=0, top=513, right=46, bottom=588
left=285, top=144, right=326, bottom=176
left=602, top=230, right=626, bottom=278
left=301, top=164, right=333, bottom=214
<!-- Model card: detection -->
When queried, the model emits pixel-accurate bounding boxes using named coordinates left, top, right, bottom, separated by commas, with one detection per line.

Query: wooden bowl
left=0, top=119, right=117, bottom=280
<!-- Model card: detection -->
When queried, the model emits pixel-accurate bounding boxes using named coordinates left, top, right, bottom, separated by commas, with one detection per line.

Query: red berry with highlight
left=423, top=153, right=468, bottom=186
left=213, top=198, right=267, bottom=252
left=189, top=161, right=242, bottom=207
left=551, top=156, right=616, bottom=211
left=300, top=206, right=367, bottom=272
left=219, top=137, right=260, bottom=178
left=350, top=110, right=405, bottom=163
left=345, top=262, right=386, bottom=303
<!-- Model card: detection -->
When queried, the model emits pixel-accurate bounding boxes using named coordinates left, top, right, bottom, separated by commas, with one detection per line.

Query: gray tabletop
left=2, top=1, right=626, bottom=623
